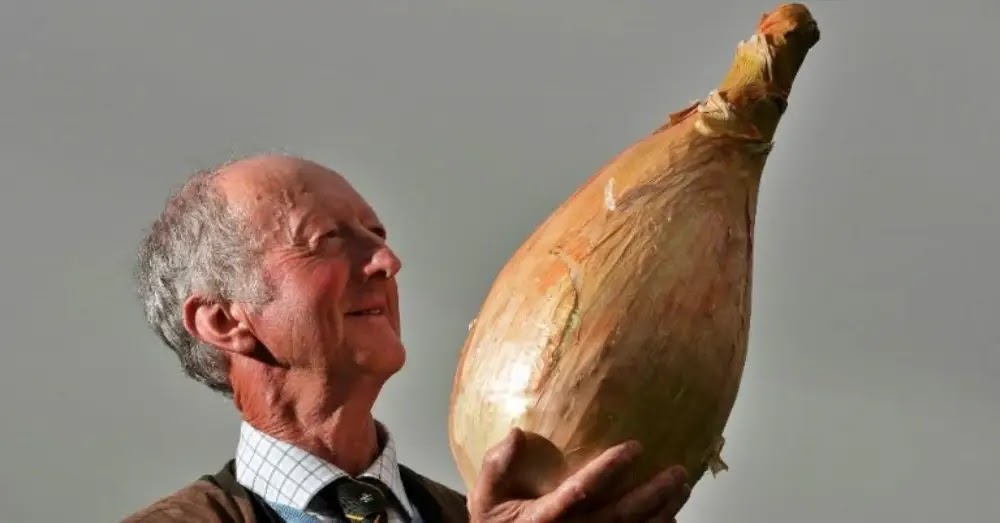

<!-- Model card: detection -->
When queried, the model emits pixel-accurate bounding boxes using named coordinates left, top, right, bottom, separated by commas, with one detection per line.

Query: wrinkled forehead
left=215, top=157, right=377, bottom=241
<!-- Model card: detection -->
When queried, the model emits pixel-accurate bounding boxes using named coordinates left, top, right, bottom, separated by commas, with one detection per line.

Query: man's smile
left=345, top=307, right=385, bottom=317
left=345, top=296, right=388, bottom=318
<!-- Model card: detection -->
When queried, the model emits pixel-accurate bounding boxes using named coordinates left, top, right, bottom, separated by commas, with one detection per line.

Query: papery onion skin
left=448, top=3, right=820, bottom=496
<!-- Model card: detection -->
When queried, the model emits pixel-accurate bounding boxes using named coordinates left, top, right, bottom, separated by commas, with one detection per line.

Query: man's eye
left=321, top=229, right=341, bottom=240
left=370, top=226, right=387, bottom=239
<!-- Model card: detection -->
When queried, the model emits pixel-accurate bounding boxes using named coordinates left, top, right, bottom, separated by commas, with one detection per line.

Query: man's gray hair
left=135, top=167, right=271, bottom=396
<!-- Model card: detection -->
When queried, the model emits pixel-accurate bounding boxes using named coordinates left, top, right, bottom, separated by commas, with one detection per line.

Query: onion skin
left=448, top=3, right=820, bottom=496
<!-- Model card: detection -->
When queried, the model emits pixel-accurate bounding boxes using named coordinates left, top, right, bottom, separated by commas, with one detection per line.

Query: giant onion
left=448, top=3, right=820, bottom=496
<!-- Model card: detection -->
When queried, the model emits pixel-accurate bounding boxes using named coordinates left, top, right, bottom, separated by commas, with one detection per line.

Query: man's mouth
left=346, top=307, right=385, bottom=316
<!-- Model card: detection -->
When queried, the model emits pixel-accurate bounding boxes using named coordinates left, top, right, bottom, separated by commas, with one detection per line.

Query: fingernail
left=671, top=466, right=688, bottom=482
left=624, top=440, right=643, bottom=457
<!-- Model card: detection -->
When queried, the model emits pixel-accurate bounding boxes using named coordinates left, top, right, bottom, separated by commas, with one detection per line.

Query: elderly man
left=123, top=154, right=691, bottom=522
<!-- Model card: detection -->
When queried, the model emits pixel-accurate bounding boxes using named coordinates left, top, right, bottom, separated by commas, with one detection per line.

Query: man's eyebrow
left=287, top=210, right=319, bottom=245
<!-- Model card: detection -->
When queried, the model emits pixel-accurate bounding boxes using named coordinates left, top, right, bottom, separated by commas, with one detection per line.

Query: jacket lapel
left=398, top=464, right=469, bottom=523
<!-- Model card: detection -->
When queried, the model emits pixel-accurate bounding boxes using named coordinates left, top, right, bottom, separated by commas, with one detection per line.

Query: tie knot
left=313, top=477, right=391, bottom=522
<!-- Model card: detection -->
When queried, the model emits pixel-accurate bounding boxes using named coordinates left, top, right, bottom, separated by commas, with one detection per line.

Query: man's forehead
left=214, top=154, right=375, bottom=219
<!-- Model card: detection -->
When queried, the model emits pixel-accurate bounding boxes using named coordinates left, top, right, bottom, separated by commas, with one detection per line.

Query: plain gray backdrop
left=1, top=1, right=997, bottom=521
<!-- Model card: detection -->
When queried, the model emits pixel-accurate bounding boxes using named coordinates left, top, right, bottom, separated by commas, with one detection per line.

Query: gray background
left=1, top=1, right=997, bottom=521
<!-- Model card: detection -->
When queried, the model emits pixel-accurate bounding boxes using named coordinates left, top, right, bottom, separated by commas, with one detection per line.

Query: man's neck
left=234, top=372, right=387, bottom=476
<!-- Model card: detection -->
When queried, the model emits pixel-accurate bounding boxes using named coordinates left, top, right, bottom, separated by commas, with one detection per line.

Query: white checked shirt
left=234, top=420, right=421, bottom=522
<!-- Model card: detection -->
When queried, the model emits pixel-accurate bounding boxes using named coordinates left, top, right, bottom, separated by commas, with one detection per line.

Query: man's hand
left=468, top=428, right=691, bottom=522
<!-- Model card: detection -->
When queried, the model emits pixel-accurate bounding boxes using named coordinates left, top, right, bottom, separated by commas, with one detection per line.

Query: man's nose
left=363, top=244, right=402, bottom=280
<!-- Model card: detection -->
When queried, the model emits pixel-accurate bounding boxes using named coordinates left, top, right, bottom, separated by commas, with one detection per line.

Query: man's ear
left=182, top=294, right=257, bottom=356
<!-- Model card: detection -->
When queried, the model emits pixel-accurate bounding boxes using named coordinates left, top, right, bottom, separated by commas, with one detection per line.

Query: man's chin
left=348, top=336, right=406, bottom=375
left=375, top=341, right=406, bottom=370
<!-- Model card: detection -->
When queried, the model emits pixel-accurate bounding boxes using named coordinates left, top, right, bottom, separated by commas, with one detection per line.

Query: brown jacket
left=122, top=460, right=469, bottom=522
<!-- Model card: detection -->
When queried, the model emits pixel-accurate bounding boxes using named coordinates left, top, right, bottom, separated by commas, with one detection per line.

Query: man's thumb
left=470, top=427, right=526, bottom=504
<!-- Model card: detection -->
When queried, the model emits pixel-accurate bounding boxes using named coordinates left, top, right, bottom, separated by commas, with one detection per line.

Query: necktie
left=317, top=477, right=391, bottom=523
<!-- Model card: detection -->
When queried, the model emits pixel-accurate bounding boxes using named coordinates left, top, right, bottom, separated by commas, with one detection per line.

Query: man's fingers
left=527, top=441, right=643, bottom=521
left=470, top=428, right=526, bottom=509
left=561, top=441, right=644, bottom=497
left=655, top=481, right=691, bottom=520
left=606, top=465, right=689, bottom=521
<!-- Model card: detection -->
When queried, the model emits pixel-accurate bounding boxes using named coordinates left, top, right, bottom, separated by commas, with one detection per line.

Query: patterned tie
left=317, top=477, right=391, bottom=523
